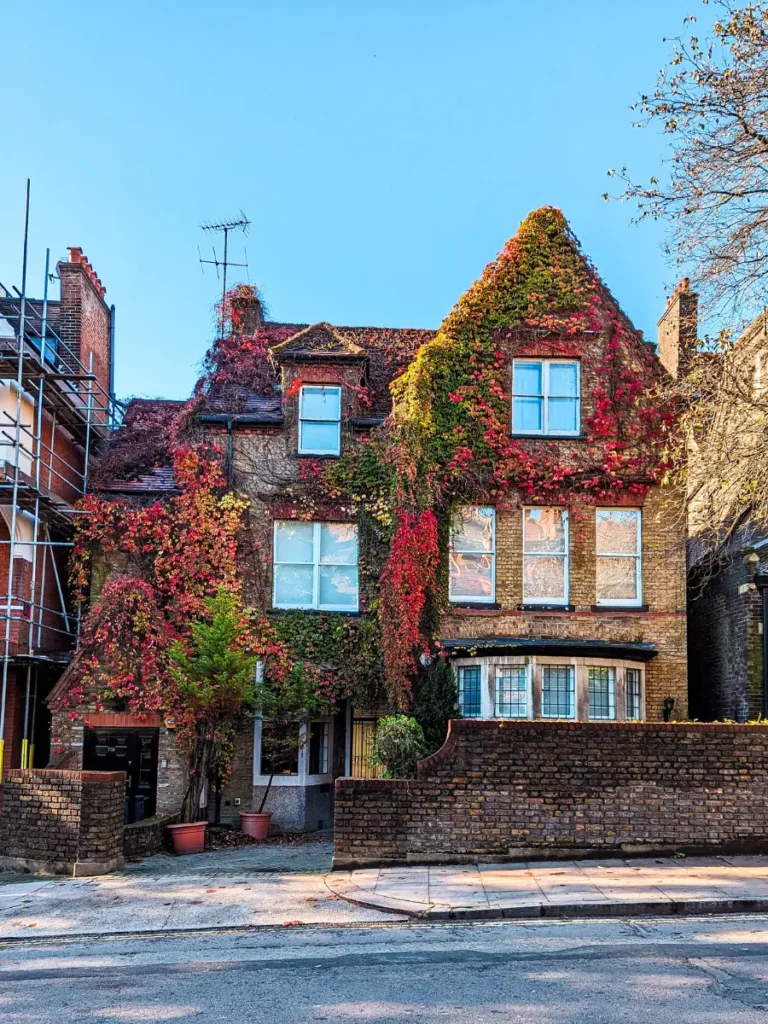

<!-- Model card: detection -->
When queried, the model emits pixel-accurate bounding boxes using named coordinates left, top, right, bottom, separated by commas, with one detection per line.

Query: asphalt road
left=1, top=915, right=768, bottom=1022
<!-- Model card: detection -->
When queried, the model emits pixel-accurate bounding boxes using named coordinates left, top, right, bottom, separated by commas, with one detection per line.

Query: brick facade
left=0, top=769, right=125, bottom=875
left=334, top=719, right=768, bottom=867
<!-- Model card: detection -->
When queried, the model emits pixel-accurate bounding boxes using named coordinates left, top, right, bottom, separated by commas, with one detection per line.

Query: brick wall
left=0, top=769, right=125, bottom=874
left=58, top=255, right=112, bottom=418
left=333, top=719, right=768, bottom=867
left=688, top=553, right=763, bottom=721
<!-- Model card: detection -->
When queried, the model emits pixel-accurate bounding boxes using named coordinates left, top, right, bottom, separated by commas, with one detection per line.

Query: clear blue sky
left=1, top=0, right=703, bottom=401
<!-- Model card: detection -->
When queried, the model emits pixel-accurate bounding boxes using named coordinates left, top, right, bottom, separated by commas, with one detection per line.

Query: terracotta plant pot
left=168, top=821, right=207, bottom=855
left=240, top=811, right=272, bottom=840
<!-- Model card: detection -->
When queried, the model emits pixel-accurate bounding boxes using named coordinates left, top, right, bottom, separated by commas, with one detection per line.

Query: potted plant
left=166, top=589, right=258, bottom=854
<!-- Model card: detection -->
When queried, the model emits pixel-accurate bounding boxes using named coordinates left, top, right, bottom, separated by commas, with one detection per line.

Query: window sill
left=511, top=434, right=586, bottom=441
left=591, top=605, right=648, bottom=613
left=517, top=604, right=574, bottom=612
left=270, top=608, right=361, bottom=617
left=297, top=453, right=341, bottom=459
left=450, top=601, right=502, bottom=612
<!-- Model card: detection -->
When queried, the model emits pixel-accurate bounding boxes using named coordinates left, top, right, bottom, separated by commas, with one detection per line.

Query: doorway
left=83, top=727, right=159, bottom=820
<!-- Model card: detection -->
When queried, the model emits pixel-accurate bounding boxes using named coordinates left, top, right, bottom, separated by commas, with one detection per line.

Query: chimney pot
left=68, top=247, right=83, bottom=264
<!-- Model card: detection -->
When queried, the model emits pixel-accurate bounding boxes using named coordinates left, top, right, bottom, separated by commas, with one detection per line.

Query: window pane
left=524, top=508, right=566, bottom=553
left=626, top=668, right=642, bottom=720
left=548, top=397, right=578, bottom=433
left=514, top=362, right=543, bottom=396
left=308, top=722, right=329, bottom=775
left=299, top=420, right=340, bottom=454
left=596, top=510, right=640, bottom=555
left=549, top=363, right=578, bottom=397
left=319, top=565, right=358, bottom=608
left=451, top=507, right=494, bottom=552
left=524, top=556, right=566, bottom=601
left=301, top=386, right=340, bottom=420
left=542, top=666, right=574, bottom=718
left=496, top=667, right=528, bottom=718
left=588, top=667, right=616, bottom=720
left=320, top=523, right=358, bottom=564
left=449, top=553, right=494, bottom=600
left=513, top=396, right=543, bottom=432
left=275, top=521, right=314, bottom=563
left=274, top=565, right=314, bottom=606
left=596, top=556, right=638, bottom=602
left=260, top=724, right=299, bottom=776
left=458, top=666, right=482, bottom=718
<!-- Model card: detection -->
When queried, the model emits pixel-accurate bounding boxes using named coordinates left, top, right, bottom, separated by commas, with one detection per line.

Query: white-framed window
left=273, top=520, right=359, bottom=611
left=494, top=665, right=529, bottom=719
left=512, top=360, right=580, bottom=436
left=596, top=509, right=642, bottom=607
left=449, top=506, right=496, bottom=603
left=457, top=665, right=483, bottom=718
left=588, top=666, right=616, bottom=720
left=298, top=385, right=341, bottom=456
left=253, top=717, right=333, bottom=785
left=523, top=507, right=569, bottom=605
left=541, top=665, right=576, bottom=718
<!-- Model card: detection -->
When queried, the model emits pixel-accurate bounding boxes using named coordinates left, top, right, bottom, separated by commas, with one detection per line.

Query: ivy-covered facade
left=51, top=208, right=688, bottom=831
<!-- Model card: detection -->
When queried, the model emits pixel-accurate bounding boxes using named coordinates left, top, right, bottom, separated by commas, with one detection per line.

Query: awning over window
left=441, top=637, right=658, bottom=662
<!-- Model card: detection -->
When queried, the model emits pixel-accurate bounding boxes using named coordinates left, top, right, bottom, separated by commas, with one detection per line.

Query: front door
left=83, top=728, right=159, bottom=820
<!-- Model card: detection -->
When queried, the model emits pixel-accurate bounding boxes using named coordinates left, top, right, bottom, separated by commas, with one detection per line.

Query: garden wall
left=333, top=720, right=768, bottom=868
left=0, top=769, right=125, bottom=876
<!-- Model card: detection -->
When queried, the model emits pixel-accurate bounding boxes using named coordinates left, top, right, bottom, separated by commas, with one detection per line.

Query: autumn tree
left=611, top=1, right=768, bottom=329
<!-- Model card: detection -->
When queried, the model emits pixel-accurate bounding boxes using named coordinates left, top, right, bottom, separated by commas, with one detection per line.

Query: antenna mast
left=199, top=213, right=250, bottom=333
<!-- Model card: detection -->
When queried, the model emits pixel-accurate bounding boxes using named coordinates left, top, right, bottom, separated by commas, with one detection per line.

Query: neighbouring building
left=51, top=208, right=689, bottom=832
left=0, top=249, right=117, bottom=773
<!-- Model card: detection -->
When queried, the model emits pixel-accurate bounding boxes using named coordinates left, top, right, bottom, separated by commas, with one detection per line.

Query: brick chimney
left=57, top=248, right=113, bottom=408
left=657, top=278, right=698, bottom=378
left=229, top=290, right=264, bottom=336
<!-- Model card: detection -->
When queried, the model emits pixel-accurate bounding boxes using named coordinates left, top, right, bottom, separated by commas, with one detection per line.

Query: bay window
left=298, top=385, right=341, bottom=456
left=523, top=507, right=569, bottom=605
left=273, top=520, right=359, bottom=611
left=449, top=506, right=496, bottom=603
left=596, top=509, right=642, bottom=606
left=512, top=359, right=580, bottom=435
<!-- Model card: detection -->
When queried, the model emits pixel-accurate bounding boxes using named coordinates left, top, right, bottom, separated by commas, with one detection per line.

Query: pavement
left=5, top=845, right=768, bottom=939
left=328, top=854, right=768, bottom=920
left=3, top=916, right=768, bottom=1021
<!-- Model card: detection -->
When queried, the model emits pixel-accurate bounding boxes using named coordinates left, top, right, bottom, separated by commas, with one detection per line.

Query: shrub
left=371, top=715, right=426, bottom=779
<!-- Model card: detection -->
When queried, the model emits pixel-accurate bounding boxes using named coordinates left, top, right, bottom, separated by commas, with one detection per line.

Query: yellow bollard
left=20, top=738, right=28, bottom=770
left=28, top=744, right=34, bottom=769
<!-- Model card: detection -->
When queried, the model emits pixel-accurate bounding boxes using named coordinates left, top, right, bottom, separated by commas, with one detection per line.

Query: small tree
left=371, top=715, right=426, bottom=779
left=412, top=657, right=459, bottom=754
left=169, top=589, right=258, bottom=823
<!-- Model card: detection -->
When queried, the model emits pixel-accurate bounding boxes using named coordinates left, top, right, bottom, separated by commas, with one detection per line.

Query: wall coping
left=4, top=770, right=125, bottom=784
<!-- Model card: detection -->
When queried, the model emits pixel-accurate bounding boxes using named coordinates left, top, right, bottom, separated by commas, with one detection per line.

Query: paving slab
left=327, top=854, right=768, bottom=920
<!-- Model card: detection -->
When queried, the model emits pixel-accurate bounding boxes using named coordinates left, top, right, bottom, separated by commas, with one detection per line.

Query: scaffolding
left=0, top=195, right=122, bottom=770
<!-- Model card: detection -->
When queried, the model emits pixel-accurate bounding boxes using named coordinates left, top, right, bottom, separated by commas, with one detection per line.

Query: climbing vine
left=67, top=209, right=677, bottom=727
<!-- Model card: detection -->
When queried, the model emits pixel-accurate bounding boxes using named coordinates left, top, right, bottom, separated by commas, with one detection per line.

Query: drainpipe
left=754, top=574, right=768, bottom=719
left=226, top=418, right=234, bottom=488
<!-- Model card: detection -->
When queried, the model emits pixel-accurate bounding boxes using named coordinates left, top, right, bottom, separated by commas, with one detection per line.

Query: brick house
left=53, top=208, right=688, bottom=832
left=0, top=249, right=116, bottom=774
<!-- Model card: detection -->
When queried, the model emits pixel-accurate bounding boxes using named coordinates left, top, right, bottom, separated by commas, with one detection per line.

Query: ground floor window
left=253, top=718, right=333, bottom=786
left=450, top=656, right=646, bottom=722
left=542, top=665, right=575, bottom=719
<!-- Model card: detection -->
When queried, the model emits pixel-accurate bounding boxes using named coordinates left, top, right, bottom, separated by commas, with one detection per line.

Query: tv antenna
left=199, top=213, right=251, bottom=331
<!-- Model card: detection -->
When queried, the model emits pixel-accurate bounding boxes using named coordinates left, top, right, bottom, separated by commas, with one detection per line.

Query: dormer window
left=512, top=360, right=580, bottom=436
left=298, top=385, right=341, bottom=456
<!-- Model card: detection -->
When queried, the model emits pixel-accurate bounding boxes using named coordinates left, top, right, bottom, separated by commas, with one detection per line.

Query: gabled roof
left=271, top=322, right=366, bottom=361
